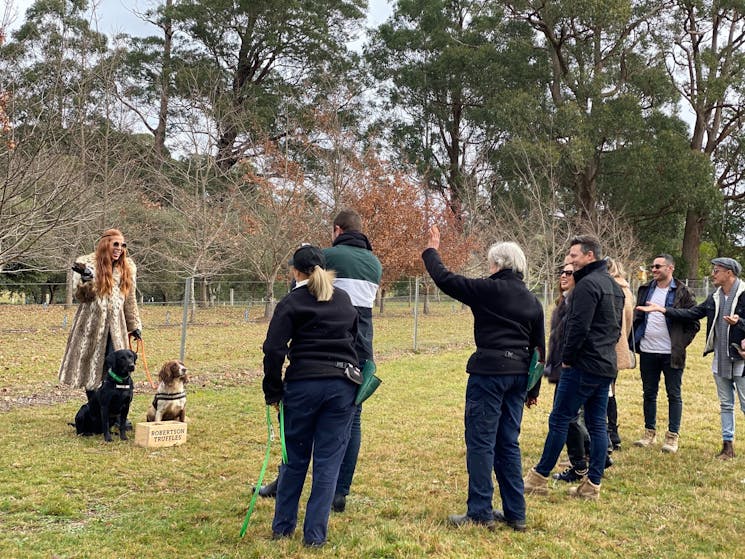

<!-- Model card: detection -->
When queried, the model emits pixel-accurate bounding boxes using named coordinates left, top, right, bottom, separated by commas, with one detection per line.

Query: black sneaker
left=552, top=466, right=587, bottom=483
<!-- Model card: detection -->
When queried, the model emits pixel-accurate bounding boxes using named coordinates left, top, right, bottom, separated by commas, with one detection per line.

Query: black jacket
left=262, top=285, right=359, bottom=404
left=422, top=248, right=545, bottom=396
left=561, top=259, right=624, bottom=379
left=664, top=281, right=745, bottom=359
left=545, top=294, right=570, bottom=383
left=633, top=278, right=699, bottom=369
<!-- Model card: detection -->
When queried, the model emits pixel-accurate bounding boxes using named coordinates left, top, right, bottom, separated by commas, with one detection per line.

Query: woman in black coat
left=262, top=245, right=359, bottom=548
left=422, top=225, right=545, bottom=532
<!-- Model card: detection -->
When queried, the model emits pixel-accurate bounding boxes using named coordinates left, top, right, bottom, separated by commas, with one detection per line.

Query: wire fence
left=0, top=275, right=719, bottom=309
left=0, top=275, right=720, bottom=359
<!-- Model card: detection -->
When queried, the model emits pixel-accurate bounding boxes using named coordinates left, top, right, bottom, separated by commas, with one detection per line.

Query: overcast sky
left=8, top=0, right=393, bottom=41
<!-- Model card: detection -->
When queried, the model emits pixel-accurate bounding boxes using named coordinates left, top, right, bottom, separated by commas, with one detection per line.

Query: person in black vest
left=262, top=245, right=359, bottom=548
left=422, top=225, right=545, bottom=532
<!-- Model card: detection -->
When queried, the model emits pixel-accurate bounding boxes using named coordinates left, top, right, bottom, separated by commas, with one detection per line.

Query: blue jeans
left=535, top=367, right=612, bottom=485
left=713, top=374, right=745, bottom=441
left=464, top=373, right=527, bottom=523
left=273, top=378, right=356, bottom=545
left=335, top=308, right=374, bottom=497
left=639, top=352, right=683, bottom=433
left=552, top=386, right=589, bottom=469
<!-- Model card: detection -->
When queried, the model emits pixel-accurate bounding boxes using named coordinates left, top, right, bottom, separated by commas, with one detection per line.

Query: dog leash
left=240, top=402, right=287, bottom=537
left=128, top=335, right=157, bottom=390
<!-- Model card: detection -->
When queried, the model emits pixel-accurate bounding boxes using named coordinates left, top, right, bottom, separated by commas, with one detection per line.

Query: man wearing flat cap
left=637, top=257, right=745, bottom=459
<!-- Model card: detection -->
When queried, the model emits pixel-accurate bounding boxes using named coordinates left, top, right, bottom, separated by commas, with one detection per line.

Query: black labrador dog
left=73, top=349, right=137, bottom=442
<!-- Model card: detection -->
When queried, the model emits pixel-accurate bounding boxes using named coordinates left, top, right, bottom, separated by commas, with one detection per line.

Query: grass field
left=1, top=303, right=744, bottom=558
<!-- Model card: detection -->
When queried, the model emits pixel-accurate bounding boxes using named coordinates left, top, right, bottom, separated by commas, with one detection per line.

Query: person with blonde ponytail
left=262, top=244, right=359, bottom=548
left=59, top=229, right=142, bottom=400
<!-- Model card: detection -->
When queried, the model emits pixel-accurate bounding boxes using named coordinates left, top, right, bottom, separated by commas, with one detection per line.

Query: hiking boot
left=493, top=510, right=527, bottom=532
left=717, top=440, right=735, bottom=460
left=567, top=476, right=601, bottom=500
left=634, top=428, right=656, bottom=448
left=661, top=431, right=679, bottom=454
left=523, top=467, right=549, bottom=495
left=608, top=430, right=621, bottom=451
left=552, top=466, right=587, bottom=483
left=331, top=493, right=346, bottom=513
left=447, top=513, right=495, bottom=530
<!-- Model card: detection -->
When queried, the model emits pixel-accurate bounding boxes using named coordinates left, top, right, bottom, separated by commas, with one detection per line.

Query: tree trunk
left=264, top=279, right=276, bottom=319
left=575, top=160, right=598, bottom=223
left=378, top=287, right=386, bottom=315
left=200, top=277, right=209, bottom=307
left=681, top=207, right=705, bottom=280
left=153, top=0, right=173, bottom=158
left=65, top=268, right=74, bottom=308
left=423, top=282, right=430, bottom=315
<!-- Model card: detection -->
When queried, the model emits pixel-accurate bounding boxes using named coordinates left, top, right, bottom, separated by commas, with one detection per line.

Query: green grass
left=1, top=304, right=745, bottom=558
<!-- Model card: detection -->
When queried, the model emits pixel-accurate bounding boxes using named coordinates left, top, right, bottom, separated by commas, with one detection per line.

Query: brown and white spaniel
left=146, top=360, right=188, bottom=422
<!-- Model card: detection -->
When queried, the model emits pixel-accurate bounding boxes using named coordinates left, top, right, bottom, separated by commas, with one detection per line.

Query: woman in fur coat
left=58, top=229, right=142, bottom=397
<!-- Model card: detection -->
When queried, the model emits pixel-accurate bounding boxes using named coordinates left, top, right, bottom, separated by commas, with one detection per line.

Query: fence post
left=180, top=277, right=192, bottom=362
left=413, top=276, right=420, bottom=352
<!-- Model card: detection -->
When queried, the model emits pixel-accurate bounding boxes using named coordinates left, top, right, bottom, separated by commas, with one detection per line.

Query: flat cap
left=711, top=257, right=742, bottom=276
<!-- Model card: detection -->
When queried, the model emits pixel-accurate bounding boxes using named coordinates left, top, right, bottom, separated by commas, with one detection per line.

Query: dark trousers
left=335, top=308, right=374, bottom=497
left=535, top=367, right=612, bottom=485
left=639, top=352, right=683, bottom=433
left=464, top=373, right=528, bottom=523
left=553, top=387, right=589, bottom=469
left=272, top=378, right=356, bottom=545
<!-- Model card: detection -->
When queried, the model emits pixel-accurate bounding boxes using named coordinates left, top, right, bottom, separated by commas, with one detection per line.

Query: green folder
left=527, top=348, right=544, bottom=390
left=355, top=360, right=381, bottom=405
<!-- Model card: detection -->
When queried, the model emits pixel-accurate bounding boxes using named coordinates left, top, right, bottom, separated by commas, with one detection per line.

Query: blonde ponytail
left=307, top=266, right=336, bottom=302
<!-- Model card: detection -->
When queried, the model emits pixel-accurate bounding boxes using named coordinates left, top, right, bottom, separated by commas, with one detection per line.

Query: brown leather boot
left=716, top=440, right=735, bottom=460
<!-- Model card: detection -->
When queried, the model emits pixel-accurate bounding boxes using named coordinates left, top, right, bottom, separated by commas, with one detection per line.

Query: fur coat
left=58, top=253, right=142, bottom=390
left=614, top=277, right=635, bottom=371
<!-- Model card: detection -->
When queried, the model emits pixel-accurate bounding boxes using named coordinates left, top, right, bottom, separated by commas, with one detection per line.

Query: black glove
left=72, top=262, right=94, bottom=282
left=130, top=329, right=142, bottom=341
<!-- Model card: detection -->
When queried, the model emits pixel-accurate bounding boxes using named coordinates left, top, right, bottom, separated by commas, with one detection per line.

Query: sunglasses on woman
left=560, top=270, right=573, bottom=277
left=112, top=241, right=127, bottom=249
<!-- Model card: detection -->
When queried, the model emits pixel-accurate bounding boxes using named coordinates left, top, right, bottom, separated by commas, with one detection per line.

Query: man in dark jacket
left=323, top=209, right=383, bottom=512
left=637, top=257, right=745, bottom=460
left=632, top=254, right=699, bottom=453
left=257, top=210, right=382, bottom=509
left=524, top=235, right=624, bottom=500
left=423, top=225, right=544, bottom=531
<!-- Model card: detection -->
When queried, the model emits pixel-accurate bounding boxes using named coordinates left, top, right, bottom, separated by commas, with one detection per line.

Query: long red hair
left=94, top=228, right=133, bottom=297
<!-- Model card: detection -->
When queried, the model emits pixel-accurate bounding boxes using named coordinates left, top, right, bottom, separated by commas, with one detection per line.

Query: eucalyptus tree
left=163, top=0, right=367, bottom=170
left=366, top=0, right=542, bottom=223
left=501, top=0, right=683, bottom=221
left=113, top=0, right=176, bottom=159
left=661, top=0, right=745, bottom=277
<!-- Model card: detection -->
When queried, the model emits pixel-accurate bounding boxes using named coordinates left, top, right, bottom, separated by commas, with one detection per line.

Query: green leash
left=239, top=402, right=287, bottom=537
